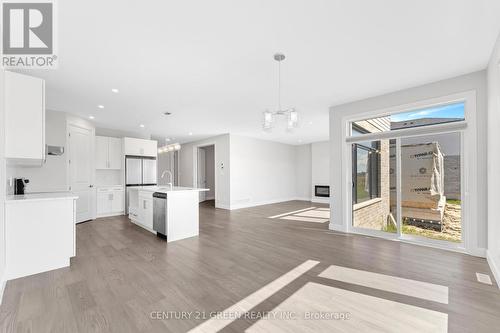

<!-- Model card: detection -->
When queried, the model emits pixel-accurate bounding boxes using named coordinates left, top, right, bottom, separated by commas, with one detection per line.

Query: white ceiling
left=25, top=0, right=500, bottom=145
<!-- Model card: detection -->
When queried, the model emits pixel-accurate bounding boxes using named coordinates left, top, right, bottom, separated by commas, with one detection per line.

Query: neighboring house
left=352, top=117, right=391, bottom=230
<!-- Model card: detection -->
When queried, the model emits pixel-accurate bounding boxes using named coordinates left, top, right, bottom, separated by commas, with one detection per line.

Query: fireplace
left=315, top=185, right=330, bottom=197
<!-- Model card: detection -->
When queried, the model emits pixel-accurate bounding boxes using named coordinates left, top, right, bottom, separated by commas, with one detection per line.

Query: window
left=350, top=102, right=465, bottom=136
left=352, top=141, right=380, bottom=204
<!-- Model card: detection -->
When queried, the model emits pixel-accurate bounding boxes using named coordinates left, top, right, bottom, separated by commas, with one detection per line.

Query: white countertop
left=6, top=192, right=79, bottom=203
left=128, top=186, right=209, bottom=193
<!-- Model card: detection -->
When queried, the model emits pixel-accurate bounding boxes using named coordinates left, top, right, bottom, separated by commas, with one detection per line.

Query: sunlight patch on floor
left=187, top=260, right=320, bottom=333
left=268, top=207, right=330, bottom=223
left=246, top=282, right=448, bottom=333
left=318, top=265, right=448, bottom=304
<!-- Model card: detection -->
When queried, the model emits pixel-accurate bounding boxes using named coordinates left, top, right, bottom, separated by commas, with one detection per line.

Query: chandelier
left=158, top=143, right=181, bottom=154
left=263, top=53, right=298, bottom=131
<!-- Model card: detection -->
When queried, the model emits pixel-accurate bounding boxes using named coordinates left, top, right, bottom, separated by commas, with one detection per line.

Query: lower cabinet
left=138, top=191, right=154, bottom=230
left=96, top=186, right=124, bottom=217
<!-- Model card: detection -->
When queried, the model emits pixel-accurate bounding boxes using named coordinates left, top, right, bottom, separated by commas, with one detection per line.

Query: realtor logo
left=2, top=1, right=57, bottom=68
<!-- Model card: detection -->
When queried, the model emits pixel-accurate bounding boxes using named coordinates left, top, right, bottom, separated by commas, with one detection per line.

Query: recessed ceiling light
left=89, top=115, right=95, bottom=120
left=139, top=124, right=145, bottom=128
left=97, top=105, right=104, bottom=109
left=111, top=88, right=119, bottom=93
left=188, top=132, right=193, bottom=136
left=165, top=138, right=171, bottom=142
left=308, top=121, right=313, bottom=125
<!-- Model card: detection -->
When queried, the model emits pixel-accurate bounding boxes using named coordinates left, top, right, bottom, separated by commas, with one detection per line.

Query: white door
left=68, top=125, right=94, bottom=222
left=197, top=148, right=206, bottom=202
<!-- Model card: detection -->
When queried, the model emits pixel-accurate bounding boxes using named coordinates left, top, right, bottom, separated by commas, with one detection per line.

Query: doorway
left=67, top=124, right=94, bottom=223
left=196, top=145, right=215, bottom=205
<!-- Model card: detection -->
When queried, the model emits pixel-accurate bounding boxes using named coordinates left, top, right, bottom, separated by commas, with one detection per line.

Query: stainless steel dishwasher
left=153, top=192, right=167, bottom=239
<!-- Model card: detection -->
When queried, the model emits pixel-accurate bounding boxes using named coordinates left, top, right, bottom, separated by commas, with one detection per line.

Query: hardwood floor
left=1, top=200, right=499, bottom=332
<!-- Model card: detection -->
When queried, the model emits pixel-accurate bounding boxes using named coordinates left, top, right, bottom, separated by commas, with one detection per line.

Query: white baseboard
left=328, top=223, right=346, bottom=232
left=292, top=197, right=312, bottom=202
left=467, top=247, right=486, bottom=258
left=230, top=197, right=312, bottom=210
left=216, top=203, right=231, bottom=210
left=311, top=197, right=330, bottom=204
left=96, top=212, right=125, bottom=218
left=487, top=250, right=500, bottom=288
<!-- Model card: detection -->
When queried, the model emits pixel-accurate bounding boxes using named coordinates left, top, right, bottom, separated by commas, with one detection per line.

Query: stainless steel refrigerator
left=125, top=156, right=157, bottom=213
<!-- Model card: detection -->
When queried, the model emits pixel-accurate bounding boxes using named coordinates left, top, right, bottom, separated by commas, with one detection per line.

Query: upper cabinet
left=95, top=136, right=122, bottom=169
left=5, top=71, right=45, bottom=165
left=123, top=137, right=157, bottom=157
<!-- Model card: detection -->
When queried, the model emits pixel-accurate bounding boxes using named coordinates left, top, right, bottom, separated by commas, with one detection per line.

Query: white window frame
left=341, top=90, right=477, bottom=254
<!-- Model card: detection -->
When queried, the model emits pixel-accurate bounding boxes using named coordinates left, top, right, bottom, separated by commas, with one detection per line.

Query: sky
left=390, top=102, right=465, bottom=122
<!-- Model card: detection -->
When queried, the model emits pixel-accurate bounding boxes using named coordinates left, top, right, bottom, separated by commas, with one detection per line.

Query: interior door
left=68, top=125, right=94, bottom=223
left=198, top=147, right=206, bottom=202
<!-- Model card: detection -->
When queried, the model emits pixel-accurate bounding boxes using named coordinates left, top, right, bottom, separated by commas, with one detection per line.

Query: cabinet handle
left=143, top=200, right=146, bottom=209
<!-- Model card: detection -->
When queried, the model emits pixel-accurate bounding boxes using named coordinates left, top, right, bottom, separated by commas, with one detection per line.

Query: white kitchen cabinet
left=95, top=136, right=109, bottom=169
left=123, top=137, right=157, bottom=157
left=96, top=190, right=111, bottom=215
left=95, top=136, right=122, bottom=170
left=5, top=194, right=77, bottom=280
left=108, top=137, right=122, bottom=169
left=96, top=186, right=124, bottom=217
left=5, top=71, right=45, bottom=165
left=111, top=189, right=124, bottom=212
left=138, top=191, right=154, bottom=230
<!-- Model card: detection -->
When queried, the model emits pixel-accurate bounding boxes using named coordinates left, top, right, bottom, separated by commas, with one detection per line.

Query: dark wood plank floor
left=0, top=200, right=499, bottom=332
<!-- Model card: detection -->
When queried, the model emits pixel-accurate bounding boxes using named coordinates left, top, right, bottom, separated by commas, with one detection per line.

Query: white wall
left=179, top=134, right=230, bottom=209
left=487, top=34, right=500, bottom=285
left=7, top=110, right=68, bottom=193
left=229, top=135, right=297, bottom=209
left=204, top=145, right=215, bottom=200
left=295, top=144, right=312, bottom=200
left=96, top=127, right=150, bottom=140
left=0, top=70, right=6, bottom=300
left=329, top=70, right=487, bottom=257
left=311, top=141, right=330, bottom=203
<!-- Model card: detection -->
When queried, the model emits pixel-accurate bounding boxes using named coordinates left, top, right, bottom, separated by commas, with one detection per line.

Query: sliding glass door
left=348, top=100, right=467, bottom=249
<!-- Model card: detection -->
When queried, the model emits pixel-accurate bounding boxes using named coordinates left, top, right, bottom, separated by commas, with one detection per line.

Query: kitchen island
left=127, top=186, right=208, bottom=242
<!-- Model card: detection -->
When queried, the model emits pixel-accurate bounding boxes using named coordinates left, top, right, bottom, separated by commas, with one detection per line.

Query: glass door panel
left=400, top=132, right=462, bottom=243
left=351, top=139, right=397, bottom=234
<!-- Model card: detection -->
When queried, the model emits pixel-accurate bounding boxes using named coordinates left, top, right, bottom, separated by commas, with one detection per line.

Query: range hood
left=46, top=145, right=64, bottom=156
